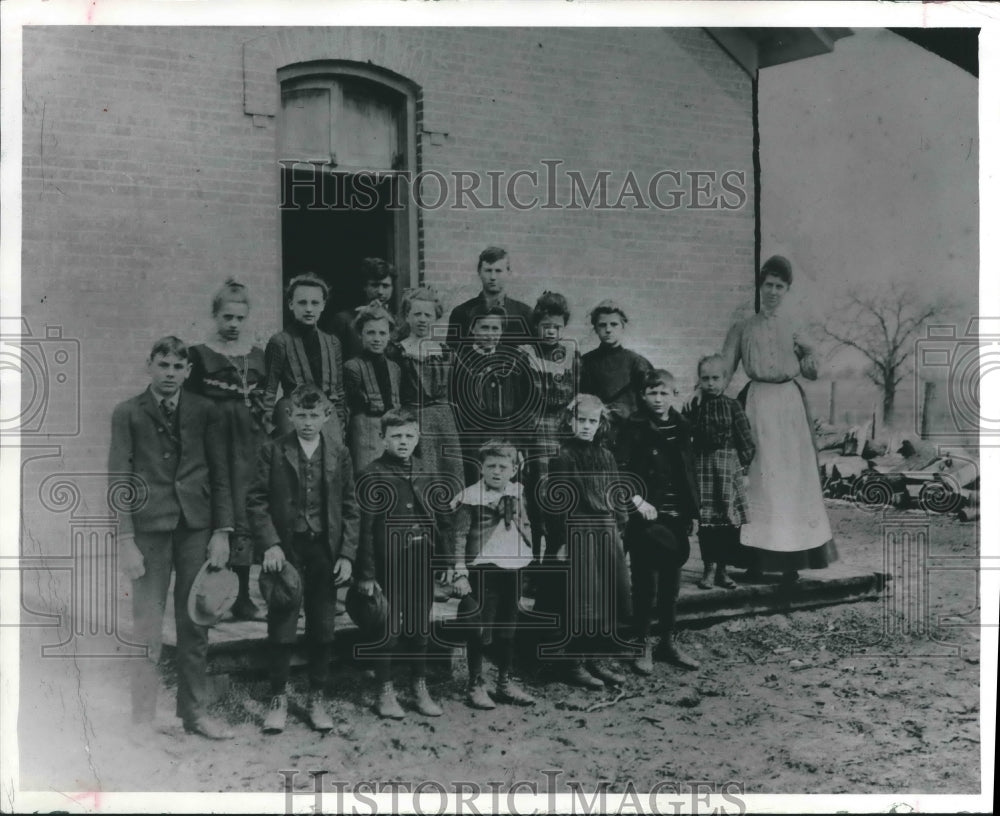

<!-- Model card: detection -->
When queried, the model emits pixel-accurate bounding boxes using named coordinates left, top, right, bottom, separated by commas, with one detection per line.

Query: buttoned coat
left=355, top=453, right=454, bottom=583
left=107, top=387, right=233, bottom=536
left=246, top=429, right=359, bottom=564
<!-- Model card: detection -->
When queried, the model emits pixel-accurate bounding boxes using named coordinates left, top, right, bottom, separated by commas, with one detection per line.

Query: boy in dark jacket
left=354, top=408, right=452, bottom=719
left=246, top=384, right=359, bottom=733
left=617, top=369, right=701, bottom=675
left=108, top=336, right=234, bottom=739
left=451, top=441, right=536, bottom=709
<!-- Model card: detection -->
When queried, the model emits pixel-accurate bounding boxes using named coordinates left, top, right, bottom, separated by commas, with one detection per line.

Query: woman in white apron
left=721, top=255, right=837, bottom=583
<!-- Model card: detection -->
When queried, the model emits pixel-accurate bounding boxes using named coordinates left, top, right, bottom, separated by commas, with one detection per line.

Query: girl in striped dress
left=396, top=286, right=464, bottom=492
left=344, top=305, right=402, bottom=471
left=688, top=354, right=756, bottom=589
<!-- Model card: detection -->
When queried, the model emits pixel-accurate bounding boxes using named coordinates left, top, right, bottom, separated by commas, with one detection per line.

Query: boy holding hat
left=247, top=384, right=359, bottom=733
left=354, top=407, right=453, bottom=719
left=108, top=336, right=234, bottom=740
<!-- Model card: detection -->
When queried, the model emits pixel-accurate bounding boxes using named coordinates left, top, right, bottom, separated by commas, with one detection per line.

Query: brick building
left=18, top=26, right=849, bottom=543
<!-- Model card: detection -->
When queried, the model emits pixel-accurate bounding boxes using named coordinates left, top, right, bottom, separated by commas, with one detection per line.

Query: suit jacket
left=446, top=293, right=533, bottom=348
left=246, top=429, right=359, bottom=563
left=108, top=387, right=234, bottom=536
left=355, top=453, right=454, bottom=582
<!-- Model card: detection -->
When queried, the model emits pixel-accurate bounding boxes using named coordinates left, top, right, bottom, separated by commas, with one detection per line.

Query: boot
left=376, top=682, right=406, bottom=720
left=262, top=693, right=288, bottom=734
left=495, top=672, right=536, bottom=706
left=655, top=635, right=700, bottom=670
left=467, top=676, right=496, bottom=710
left=231, top=565, right=260, bottom=620
left=412, top=677, right=443, bottom=717
left=566, top=660, right=604, bottom=689
left=587, top=659, right=627, bottom=686
left=307, top=692, right=334, bottom=732
left=632, top=638, right=654, bottom=676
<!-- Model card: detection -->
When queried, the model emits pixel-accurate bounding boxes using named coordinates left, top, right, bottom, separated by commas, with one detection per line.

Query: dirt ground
left=16, top=503, right=982, bottom=797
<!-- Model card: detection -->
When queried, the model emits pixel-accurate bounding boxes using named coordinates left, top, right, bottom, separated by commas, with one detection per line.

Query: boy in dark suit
left=354, top=407, right=452, bottom=719
left=108, top=336, right=234, bottom=739
left=247, top=384, right=359, bottom=733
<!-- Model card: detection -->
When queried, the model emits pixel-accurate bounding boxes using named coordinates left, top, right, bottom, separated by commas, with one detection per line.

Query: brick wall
left=20, top=26, right=753, bottom=543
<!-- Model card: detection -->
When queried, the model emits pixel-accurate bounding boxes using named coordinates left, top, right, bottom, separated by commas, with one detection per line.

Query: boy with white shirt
left=452, top=442, right=536, bottom=709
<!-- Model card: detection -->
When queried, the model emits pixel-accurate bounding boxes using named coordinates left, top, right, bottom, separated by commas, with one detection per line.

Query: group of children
left=111, top=246, right=759, bottom=739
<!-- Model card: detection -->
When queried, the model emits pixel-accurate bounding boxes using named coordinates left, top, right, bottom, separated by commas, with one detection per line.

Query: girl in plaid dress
left=688, top=354, right=756, bottom=589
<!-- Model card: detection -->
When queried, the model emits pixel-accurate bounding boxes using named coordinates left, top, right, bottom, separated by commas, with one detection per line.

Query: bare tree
left=819, top=281, right=948, bottom=424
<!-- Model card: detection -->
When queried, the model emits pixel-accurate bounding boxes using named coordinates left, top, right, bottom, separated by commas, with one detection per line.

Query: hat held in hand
left=187, top=562, right=239, bottom=626
left=259, top=561, right=303, bottom=612
left=346, top=582, right=388, bottom=633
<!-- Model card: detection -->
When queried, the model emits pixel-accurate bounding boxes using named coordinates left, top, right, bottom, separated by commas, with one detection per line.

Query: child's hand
left=452, top=576, right=472, bottom=598
left=632, top=496, right=658, bottom=522
left=355, top=578, right=378, bottom=597
left=333, top=556, right=353, bottom=586
left=118, top=534, right=145, bottom=581
left=681, top=387, right=701, bottom=413
left=206, top=531, right=230, bottom=569
left=262, top=544, right=285, bottom=573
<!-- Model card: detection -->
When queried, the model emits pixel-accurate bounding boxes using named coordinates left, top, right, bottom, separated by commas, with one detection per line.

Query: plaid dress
left=689, top=394, right=755, bottom=526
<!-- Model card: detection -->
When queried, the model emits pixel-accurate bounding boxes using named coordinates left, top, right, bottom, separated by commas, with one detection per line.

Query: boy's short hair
left=532, top=291, right=570, bottom=327
left=288, top=384, right=330, bottom=410
left=697, top=353, right=729, bottom=377
left=149, top=336, right=188, bottom=361
left=353, top=303, right=397, bottom=334
left=478, top=440, right=518, bottom=465
left=471, top=306, right=507, bottom=326
left=285, top=272, right=329, bottom=303
left=359, top=257, right=397, bottom=285
left=477, top=246, right=509, bottom=271
left=380, top=406, right=419, bottom=434
left=589, top=299, right=628, bottom=327
left=641, top=368, right=676, bottom=392
left=211, top=277, right=250, bottom=316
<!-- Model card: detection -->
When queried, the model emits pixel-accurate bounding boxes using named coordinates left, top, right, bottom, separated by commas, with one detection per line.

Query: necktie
left=160, top=400, right=175, bottom=423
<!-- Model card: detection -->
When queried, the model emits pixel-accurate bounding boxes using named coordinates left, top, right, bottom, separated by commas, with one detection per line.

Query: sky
left=758, top=28, right=978, bottom=331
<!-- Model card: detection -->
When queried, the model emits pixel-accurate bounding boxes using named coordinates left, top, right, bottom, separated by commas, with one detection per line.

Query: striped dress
left=397, top=337, right=464, bottom=491
left=344, top=351, right=402, bottom=471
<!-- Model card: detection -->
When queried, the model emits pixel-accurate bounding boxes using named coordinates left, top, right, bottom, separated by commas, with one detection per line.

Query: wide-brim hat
left=259, top=561, right=303, bottom=612
left=187, top=562, right=239, bottom=627
left=346, top=582, right=388, bottom=633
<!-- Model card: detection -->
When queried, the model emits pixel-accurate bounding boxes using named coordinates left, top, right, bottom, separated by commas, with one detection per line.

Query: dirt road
left=17, top=504, right=981, bottom=796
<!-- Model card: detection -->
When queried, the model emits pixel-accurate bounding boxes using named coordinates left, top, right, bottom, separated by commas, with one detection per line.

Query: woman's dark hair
left=759, top=255, right=793, bottom=287
left=532, top=291, right=570, bottom=328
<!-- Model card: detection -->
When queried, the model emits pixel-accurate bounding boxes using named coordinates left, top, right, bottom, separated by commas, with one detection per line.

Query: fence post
left=828, top=380, right=837, bottom=425
left=920, top=381, right=936, bottom=440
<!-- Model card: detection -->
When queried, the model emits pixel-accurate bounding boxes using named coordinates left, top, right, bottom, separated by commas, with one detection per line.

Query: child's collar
left=461, top=479, right=521, bottom=506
